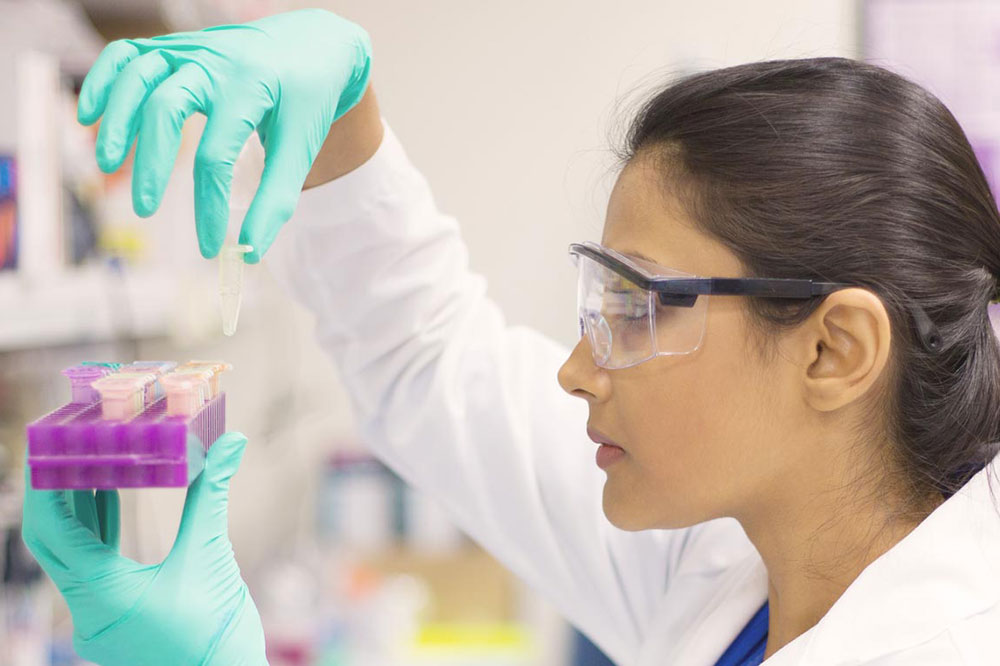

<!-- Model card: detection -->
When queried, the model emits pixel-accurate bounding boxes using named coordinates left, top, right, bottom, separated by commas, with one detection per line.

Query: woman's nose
left=557, top=336, right=611, bottom=402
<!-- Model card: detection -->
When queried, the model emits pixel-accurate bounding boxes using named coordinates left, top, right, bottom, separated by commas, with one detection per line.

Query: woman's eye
left=624, top=307, right=646, bottom=321
left=606, top=291, right=647, bottom=321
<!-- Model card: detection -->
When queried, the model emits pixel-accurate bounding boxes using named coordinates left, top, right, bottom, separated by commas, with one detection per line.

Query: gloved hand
left=77, top=9, right=373, bottom=263
left=21, top=432, right=267, bottom=666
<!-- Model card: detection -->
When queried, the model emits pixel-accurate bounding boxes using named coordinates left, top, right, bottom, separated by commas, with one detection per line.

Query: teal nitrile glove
left=77, top=9, right=373, bottom=262
left=21, top=432, right=267, bottom=666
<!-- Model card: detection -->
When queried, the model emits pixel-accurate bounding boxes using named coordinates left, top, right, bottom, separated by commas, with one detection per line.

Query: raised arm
left=268, top=97, right=700, bottom=664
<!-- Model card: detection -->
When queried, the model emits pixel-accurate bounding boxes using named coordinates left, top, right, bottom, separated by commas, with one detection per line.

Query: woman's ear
left=797, top=288, right=893, bottom=412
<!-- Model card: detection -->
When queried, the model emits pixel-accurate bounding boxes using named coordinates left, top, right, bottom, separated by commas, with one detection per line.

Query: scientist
left=20, top=9, right=1000, bottom=666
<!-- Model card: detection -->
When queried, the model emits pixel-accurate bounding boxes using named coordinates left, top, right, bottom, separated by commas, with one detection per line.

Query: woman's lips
left=587, top=426, right=623, bottom=449
left=588, top=426, right=626, bottom=469
left=595, top=444, right=626, bottom=469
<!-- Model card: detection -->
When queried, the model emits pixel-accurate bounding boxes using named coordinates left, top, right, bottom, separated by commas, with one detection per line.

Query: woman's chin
left=601, top=487, right=654, bottom=531
left=602, top=483, right=706, bottom=531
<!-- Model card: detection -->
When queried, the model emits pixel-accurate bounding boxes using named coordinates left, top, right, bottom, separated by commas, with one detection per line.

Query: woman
left=21, top=8, right=1000, bottom=665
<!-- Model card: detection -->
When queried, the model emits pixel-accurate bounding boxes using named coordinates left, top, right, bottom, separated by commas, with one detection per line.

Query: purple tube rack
left=27, top=393, right=225, bottom=489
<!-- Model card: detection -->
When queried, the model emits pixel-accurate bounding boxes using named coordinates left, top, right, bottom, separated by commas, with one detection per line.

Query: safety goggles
left=568, top=241, right=942, bottom=369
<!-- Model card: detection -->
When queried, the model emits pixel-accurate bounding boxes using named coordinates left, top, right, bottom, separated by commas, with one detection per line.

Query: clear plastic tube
left=219, top=137, right=264, bottom=336
left=219, top=244, right=253, bottom=336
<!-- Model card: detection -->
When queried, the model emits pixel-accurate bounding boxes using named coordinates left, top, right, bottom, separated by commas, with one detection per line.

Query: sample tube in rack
left=161, top=373, right=211, bottom=417
left=176, top=360, right=232, bottom=397
left=91, top=372, right=157, bottom=421
left=120, top=361, right=178, bottom=400
left=62, top=364, right=116, bottom=404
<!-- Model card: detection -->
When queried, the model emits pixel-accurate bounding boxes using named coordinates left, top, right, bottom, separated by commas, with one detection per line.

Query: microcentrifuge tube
left=219, top=244, right=253, bottom=336
left=219, top=136, right=264, bottom=336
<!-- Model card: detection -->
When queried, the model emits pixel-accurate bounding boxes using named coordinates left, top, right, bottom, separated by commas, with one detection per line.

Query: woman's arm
left=303, top=83, right=384, bottom=190
left=266, top=115, right=710, bottom=665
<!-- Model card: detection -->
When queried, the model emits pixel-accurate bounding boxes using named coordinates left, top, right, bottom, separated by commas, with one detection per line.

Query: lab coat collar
left=775, top=455, right=1000, bottom=664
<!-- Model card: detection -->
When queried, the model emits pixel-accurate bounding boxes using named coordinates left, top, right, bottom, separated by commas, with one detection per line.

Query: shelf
left=0, top=266, right=175, bottom=350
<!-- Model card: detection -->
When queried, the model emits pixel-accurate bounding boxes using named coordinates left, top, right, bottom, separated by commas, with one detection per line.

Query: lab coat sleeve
left=265, top=117, right=694, bottom=664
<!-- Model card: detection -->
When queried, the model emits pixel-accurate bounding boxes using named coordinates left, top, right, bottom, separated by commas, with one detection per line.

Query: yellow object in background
left=413, top=622, right=533, bottom=652
left=97, top=226, right=147, bottom=264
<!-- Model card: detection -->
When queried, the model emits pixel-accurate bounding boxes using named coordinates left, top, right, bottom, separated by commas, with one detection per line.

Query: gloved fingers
left=22, top=464, right=128, bottom=584
left=193, top=104, right=267, bottom=259
left=203, top=431, right=250, bottom=494
left=174, top=432, right=248, bottom=550
left=238, top=131, right=311, bottom=263
left=95, top=490, right=121, bottom=550
left=77, top=39, right=141, bottom=125
left=69, top=489, right=122, bottom=551
left=132, top=63, right=211, bottom=217
left=68, top=490, right=100, bottom=539
left=128, top=31, right=204, bottom=49
left=95, top=51, right=175, bottom=174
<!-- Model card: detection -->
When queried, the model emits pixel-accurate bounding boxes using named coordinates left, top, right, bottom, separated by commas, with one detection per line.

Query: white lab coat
left=266, top=118, right=1000, bottom=665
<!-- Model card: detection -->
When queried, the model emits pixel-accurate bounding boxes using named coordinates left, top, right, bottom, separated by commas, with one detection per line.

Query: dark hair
left=614, top=57, right=1000, bottom=512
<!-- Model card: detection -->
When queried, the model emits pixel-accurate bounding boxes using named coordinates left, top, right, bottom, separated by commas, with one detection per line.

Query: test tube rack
left=26, top=361, right=230, bottom=490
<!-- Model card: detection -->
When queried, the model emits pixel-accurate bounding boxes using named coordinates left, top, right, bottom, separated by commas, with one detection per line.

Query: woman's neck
left=738, top=471, right=944, bottom=660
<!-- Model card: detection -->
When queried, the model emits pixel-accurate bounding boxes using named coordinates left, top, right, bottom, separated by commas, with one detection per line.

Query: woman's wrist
left=303, top=82, right=384, bottom=190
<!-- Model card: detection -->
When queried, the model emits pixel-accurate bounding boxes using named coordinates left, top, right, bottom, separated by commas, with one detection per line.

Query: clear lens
left=574, top=249, right=709, bottom=369
left=576, top=252, right=655, bottom=368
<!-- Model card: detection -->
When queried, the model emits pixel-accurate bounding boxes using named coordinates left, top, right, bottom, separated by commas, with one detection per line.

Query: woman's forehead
left=601, top=159, right=737, bottom=276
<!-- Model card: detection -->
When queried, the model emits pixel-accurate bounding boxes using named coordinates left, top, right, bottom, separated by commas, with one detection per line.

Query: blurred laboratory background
left=1, top=0, right=998, bottom=664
